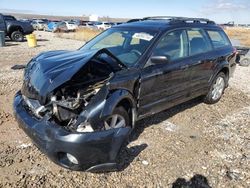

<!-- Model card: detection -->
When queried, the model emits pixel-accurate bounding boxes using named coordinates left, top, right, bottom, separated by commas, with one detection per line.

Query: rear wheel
left=11, top=31, right=24, bottom=42
left=204, top=72, right=227, bottom=104
left=104, top=106, right=130, bottom=130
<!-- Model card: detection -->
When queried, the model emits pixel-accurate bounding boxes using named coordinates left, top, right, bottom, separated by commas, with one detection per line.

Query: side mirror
left=150, top=56, right=169, bottom=64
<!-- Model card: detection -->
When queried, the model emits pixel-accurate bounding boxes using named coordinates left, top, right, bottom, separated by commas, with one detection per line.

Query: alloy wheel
left=14, top=33, right=21, bottom=41
left=104, top=114, right=126, bottom=130
left=211, top=76, right=225, bottom=100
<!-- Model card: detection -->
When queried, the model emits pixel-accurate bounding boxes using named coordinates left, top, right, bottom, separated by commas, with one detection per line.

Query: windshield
left=80, top=29, right=157, bottom=67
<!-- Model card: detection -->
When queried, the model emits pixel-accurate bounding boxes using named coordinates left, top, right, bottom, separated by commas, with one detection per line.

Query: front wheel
left=204, top=72, right=227, bottom=104
left=11, top=31, right=24, bottom=42
left=104, top=106, right=130, bottom=130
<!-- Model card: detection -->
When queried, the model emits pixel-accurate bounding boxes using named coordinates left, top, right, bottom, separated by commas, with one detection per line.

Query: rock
left=142, top=160, right=149, bottom=166
left=164, top=121, right=178, bottom=132
left=226, top=169, right=241, bottom=180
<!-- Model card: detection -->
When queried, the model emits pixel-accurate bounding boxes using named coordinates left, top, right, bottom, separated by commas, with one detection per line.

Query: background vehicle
left=95, top=22, right=111, bottom=30
left=46, top=21, right=68, bottom=32
left=19, top=19, right=32, bottom=24
left=0, top=13, right=33, bottom=42
left=31, top=20, right=47, bottom=31
left=78, top=21, right=97, bottom=29
left=64, top=21, right=78, bottom=31
left=14, top=16, right=237, bottom=172
left=236, top=46, right=250, bottom=66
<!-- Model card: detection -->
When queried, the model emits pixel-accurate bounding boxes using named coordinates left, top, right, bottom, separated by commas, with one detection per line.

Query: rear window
left=207, top=30, right=231, bottom=48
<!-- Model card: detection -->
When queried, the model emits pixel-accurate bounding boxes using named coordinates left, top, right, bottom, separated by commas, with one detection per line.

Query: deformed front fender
left=76, top=87, right=137, bottom=129
left=101, top=89, right=137, bottom=119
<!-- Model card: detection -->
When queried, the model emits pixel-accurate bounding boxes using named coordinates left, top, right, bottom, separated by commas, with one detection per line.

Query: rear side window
left=187, top=29, right=212, bottom=56
left=207, top=30, right=231, bottom=48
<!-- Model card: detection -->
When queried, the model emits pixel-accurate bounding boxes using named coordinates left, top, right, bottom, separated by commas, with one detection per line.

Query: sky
left=0, top=0, right=250, bottom=23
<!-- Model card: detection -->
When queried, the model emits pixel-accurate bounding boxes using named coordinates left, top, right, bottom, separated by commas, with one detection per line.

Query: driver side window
left=153, top=29, right=188, bottom=61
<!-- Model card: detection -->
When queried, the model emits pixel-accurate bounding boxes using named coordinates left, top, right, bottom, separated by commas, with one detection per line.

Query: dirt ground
left=0, top=31, right=250, bottom=188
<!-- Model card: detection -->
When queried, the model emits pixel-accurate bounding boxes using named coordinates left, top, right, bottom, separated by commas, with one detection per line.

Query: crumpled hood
left=22, top=49, right=98, bottom=102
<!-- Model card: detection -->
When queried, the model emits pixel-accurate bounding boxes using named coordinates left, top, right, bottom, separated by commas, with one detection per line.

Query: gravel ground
left=0, top=31, right=249, bottom=188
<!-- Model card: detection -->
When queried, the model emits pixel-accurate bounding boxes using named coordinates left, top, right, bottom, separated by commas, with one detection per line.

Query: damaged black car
left=14, top=17, right=237, bottom=172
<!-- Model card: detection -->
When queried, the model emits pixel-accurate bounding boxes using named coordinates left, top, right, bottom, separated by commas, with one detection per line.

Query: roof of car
left=114, top=17, right=220, bottom=31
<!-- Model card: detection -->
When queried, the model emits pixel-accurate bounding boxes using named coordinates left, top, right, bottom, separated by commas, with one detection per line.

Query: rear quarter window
left=187, top=29, right=212, bottom=56
left=207, top=30, right=231, bottom=48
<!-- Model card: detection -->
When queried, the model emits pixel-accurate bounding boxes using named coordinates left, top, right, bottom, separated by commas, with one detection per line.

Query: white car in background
left=31, top=20, right=47, bottom=31
left=78, top=22, right=97, bottom=29
left=64, top=21, right=78, bottom=31
left=95, top=22, right=111, bottom=30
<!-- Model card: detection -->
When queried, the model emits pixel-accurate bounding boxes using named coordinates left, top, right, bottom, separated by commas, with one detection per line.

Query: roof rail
left=143, top=16, right=215, bottom=24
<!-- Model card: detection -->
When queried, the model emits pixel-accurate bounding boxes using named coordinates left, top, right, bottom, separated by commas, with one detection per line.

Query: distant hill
left=0, top=12, right=129, bottom=22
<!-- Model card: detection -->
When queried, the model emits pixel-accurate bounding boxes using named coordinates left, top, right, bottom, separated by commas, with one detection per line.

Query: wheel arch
left=209, top=62, right=229, bottom=87
left=220, top=67, right=229, bottom=85
left=8, top=25, right=24, bottom=35
left=220, top=67, right=229, bottom=78
left=116, top=98, right=135, bottom=127
left=101, top=89, right=137, bottom=127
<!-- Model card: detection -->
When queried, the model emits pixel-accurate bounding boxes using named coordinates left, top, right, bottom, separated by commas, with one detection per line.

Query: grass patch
left=56, top=28, right=101, bottom=42
left=224, top=27, right=250, bottom=47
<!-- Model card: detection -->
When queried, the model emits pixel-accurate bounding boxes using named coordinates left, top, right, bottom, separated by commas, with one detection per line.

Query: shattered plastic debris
left=11, top=64, right=26, bottom=70
left=142, top=160, right=149, bottom=165
left=17, top=143, right=32, bottom=149
left=164, top=121, right=179, bottom=132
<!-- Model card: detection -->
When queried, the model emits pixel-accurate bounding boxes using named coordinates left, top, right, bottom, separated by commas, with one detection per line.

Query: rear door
left=138, top=29, right=193, bottom=117
left=186, top=28, right=215, bottom=96
left=206, top=29, right=236, bottom=77
left=0, top=14, right=7, bottom=32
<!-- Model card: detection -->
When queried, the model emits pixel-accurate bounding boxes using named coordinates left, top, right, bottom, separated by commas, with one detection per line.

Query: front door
left=138, top=29, right=192, bottom=118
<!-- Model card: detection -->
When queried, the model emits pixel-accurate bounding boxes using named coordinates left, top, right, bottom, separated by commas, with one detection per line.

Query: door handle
left=180, top=65, right=189, bottom=70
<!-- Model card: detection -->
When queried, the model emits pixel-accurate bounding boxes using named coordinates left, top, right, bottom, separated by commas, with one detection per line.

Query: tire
left=204, top=72, right=227, bottom=104
left=103, top=106, right=130, bottom=130
left=11, top=31, right=24, bottom=42
left=239, top=57, right=250, bottom=67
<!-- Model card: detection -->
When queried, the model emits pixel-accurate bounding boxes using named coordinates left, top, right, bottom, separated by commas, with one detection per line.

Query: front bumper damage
left=13, top=92, right=131, bottom=172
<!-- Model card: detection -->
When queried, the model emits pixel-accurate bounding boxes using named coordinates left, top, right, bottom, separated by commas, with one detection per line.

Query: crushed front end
left=13, top=49, right=132, bottom=171
left=14, top=92, right=131, bottom=171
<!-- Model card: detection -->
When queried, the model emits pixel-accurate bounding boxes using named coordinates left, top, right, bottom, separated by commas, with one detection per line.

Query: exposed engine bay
left=21, top=49, right=125, bottom=132
left=49, top=78, right=107, bottom=128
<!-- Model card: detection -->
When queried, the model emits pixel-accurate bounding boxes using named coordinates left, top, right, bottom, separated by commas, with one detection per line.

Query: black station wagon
left=14, top=16, right=237, bottom=172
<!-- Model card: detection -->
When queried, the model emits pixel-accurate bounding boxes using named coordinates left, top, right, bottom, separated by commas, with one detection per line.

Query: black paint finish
left=14, top=19, right=237, bottom=172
